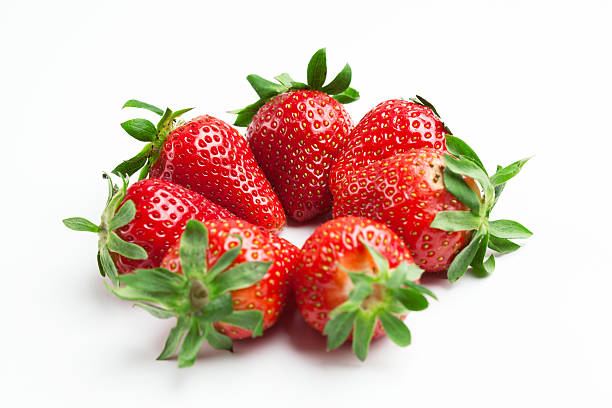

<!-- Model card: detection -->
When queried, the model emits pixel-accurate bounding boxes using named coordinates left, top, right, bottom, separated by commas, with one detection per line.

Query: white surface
left=1, top=1, right=611, bottom=406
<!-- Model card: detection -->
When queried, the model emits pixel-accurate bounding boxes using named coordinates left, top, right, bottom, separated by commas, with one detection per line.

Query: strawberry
left=332, top=135, right=533, bottom=281
left=112, top=100, right=285, bottom=232
left=294, top=216, right=436, bottom=361
left=63, top=174, right=234, bottom=285
left=110, top=219, right=299, bottom=367
left=330, top=96, right=450, bottom=193
left=232, top=48, right=358, bottom=222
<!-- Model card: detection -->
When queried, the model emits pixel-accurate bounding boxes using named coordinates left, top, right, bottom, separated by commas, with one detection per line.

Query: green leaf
left=205, top=325, right=233, bottom=351
left=483, top=255, right=496, bottom=273
left=221, top=310, right=264, bottom=337
left=360, top=240, right=389, bottom=277
left=157, top=317, right=189, bottom=360
left=387, top=262, right=423, bottom=289
left=395, top=288, right=428, bottom=311
left=178, top=320, right=207, bottom=368
left=379, top=312, right=411, bottom=347
left=212, top=261, right=271, bottom=294
left=157, top=108, right=173, bottom=132
left=445, top=135, right=486, bottom=173
left=198, top=293, right=234, bottom=322
left=112, top=143, right=152, bottom=177
left=232, top=99, right=266, bottom=127
left=352, top=310, right=376, bottom=361
left=447, top=232, right=484, bottom=282
left=207, top=237, right=242, bottom=279
left=324, top=310, right=357, bottom=351
left=347, top=281, right=373, bottom=303
left=123, top=99, right=164, bottom=115
left=488, top=235, right=520, bottom=253
left=470, top=233, right=489, bottom=270
left=274, top=73, right=295, bottom=88
left=444, top=154, right=490, bottom=189
left=345, top=270, right=375, bottom=285
left=99, top=247, right=119, bottom=285
left=492, top=165, right=506, bottom=209
left=109, top=200, right=136, bottom=230
left=489, top=220, right=533, bottom=239
left=444, top=169, right=481, bottom=213
left=321, top=63, right=352, bottom=95
left=134, top=302, right=176, bottom=319
left=170, top=107, right=194, bottom=120
left=333, top=87, right=359, bottom=104
left=120, top=119, right=157, bottom=142
left=306, top=48, right=327, bottom=90
left=62, top=217, right=99, bottom=232
left=107, top=231, right=147, bottom=260
left=117, top=268, right=186, bottom=303
left=403, top=281, right=438, bottom=300
left=490, top=158, right=531, bottom=186
left=180, top=220, right=209, bottom=278
left=430, top=211, right=482, bottom=231
left=247, top=75, right=286, bottom=99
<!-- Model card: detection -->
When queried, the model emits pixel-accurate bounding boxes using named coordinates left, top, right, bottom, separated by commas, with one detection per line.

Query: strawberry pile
left=64, top=49, right=531, bottom=366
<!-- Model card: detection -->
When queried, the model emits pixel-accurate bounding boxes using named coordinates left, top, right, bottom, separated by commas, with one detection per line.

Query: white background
left=1, top=0, right=611, bottom=406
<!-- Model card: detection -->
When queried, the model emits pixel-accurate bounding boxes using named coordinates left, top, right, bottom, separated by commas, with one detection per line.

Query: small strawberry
left=113, top=100, right=285, bottom=232
left=63, top=174, right=234, bottom=284
left=332, top=136, right=533, bottom=281
left=330, top=96, right=450, bottom=193
left=232, top=48, right=358, bottom=222
left=294, top=216, right=435, bottom=361
left=110, top=219, right=298, bottom=367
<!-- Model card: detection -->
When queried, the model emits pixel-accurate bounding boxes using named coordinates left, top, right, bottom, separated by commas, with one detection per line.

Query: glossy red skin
left=149, top=115, right=285, bottom=232
left=330, top=100, right=447, bottom=194
left=161, top=219, right=299, bottom=340
left=294, top=216, right=414, bottom=339
left=246, top=90, right=353, bottom=222
left=114, top=178, right=235, bottom=275
left=332, top=149, right=471, bottom=273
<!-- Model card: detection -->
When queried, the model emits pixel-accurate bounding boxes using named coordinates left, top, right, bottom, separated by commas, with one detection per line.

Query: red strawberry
left=113, top=101, right=285, bottom=232
left=63, top=174, right=234, bottom=284
left=111, top=219, right=299, bottom=367
left=332, top=149, right=471, bottom=274
left=332, top=135, right=533, bottom=281
left=294, top=216, right=435, bottom=361
left=232, top=49, right=358, bottom=222
left=330, top=97, right=449, bottom=193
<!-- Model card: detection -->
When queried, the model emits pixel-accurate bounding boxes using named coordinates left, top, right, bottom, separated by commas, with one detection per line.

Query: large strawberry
left=330, top=96, right=450, bottom=193
left=332, top=136, right=532, bottom=281
left=63, top=174, right=234, bottom=284
left=112, top=100, right=285, bottom=232
left=110, top=219, right=299, bottom=367
left=294, top=216, right=435, bottom=361
left=231, top=49, right=358, bottom=222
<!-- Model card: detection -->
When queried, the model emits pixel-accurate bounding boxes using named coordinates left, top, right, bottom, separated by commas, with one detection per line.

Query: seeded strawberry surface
left=247, top=90, right=353, bottom=222
left=330, top=100, right=447, bottom=193
left=332, top=149, right=471, bottom=273
left=115, top=178, right=235, bottom=274
left=161, top=219, right=299, bottom=339
left=148, top=115, right=285, bottom=232
left=295, top=216, right=414, bottom=337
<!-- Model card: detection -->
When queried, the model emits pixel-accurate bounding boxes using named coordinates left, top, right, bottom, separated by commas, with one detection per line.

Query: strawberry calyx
left=108, top=220, right=269, bottom=367
left=409, top=95, right=452, bottom=135
left=430, top=135, right=533, bottom=282
left=324, top=241, right=436, bottom=361
left=62, top=173, right=147, bottom=286
left=231, top=48, right=359, bottom=127
left=112, top=99, right=193, bottom=179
